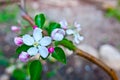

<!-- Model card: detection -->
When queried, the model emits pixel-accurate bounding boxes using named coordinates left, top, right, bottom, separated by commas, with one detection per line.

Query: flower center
left=33, top=42, right=39, bottom=47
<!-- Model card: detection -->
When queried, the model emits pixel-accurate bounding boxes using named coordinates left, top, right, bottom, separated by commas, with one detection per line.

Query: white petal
left=22, top=34, right=34, bottom=46
left=53, top=33, right=64, bottom=41
left=39, top=36, right=52, bottom=46
left=74, top=22, right=81, bottom=28
left=33, top=28, right=42, bottom=41
left=27, top=47, right=38, bottom=56
left=77, top=34, right=84, bottom=41
left=74, top=34, right=80, bottom=44
left=58, top=29, right=65, bottom=35
left=38, top=46, right=49, bottom=58
left=74, top=37, right=80, bottom=44
left=51, top=29, right=58, bottom=38
left=51, top=28, right=65, bottom=40
left=66, top=29, right=74, bottom=35
left=59, top=20, right=68, bottom=29
left=74, top=22, right=81, bottom=31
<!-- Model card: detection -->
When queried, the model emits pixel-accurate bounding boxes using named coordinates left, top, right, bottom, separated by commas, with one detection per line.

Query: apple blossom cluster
left=14, top=27, right=56, bottom=62
left=59, top=20, right=84, bottom=44
left=13, top=19, right=83, bottom=63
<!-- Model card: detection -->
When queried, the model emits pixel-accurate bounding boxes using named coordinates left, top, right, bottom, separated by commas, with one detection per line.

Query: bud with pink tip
left=33, top=25, right=38, bottom=29
left=19, top=52, right=30, bottom=62
left=48, top=47, right=54, bottom=53
left=14, top=37, right=23, bottom=46
left=11, top=26, right=20, bottom=32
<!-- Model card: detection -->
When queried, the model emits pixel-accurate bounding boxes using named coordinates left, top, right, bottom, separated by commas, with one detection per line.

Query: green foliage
left=20, top=26, right=33, bottom=36
left=0, top=5, right=18, bottom=23
left=16, top=44, right=31, bottom=54
left=54, top=38, right=76, bottom=50
left=105, top=8, right=120, bottom=21
left=47, top=22, right=61, bottom=35
left=0, top=49, right=3, bottom=56
left=47, top=70, right=56, bottom=78
left=0, top=50, right=9, bottom=67
left=29, top=60, right=42, bottom=80
left=0, top=56, right=9, bottom=67
left=12, top=69, right=26, bottom=80
left=52, top=47, right=66, bottom=64
left=35, top=13, right=45, bottom=28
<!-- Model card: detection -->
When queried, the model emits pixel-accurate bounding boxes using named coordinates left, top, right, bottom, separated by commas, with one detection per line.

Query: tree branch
left=18, top=5, right=118, bottom=80
left=75, top=47, right=118, bottom=80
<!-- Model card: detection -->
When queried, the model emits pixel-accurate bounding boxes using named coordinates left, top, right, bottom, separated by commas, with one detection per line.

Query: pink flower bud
left=11, top=26, right=20, bottom=32
left=48, top=47, right=54, bottom=53
left=33, top=25, right=38, bottom=29
left=19, top=52, right=30, bottom=62
left=14, top=37, right=23, bottom=46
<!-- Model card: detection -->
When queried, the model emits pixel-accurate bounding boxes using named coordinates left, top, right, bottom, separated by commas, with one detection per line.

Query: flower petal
left=74, top=22, right=81, bottom=28
left=39, top=36, right=52, bottom=46
left=59, top=20, right=68, bottom=29
left=27, top=47, right=38, bottom=56
left=66, top=29, right=74, bottom=35
left=38, top=46, right=49, bottom=58
left=77, top=34, right=84, bottom=41
left=74, top=22, right=81, bottom=31
left=74, top=37, right=79, bottom=44
left=51, top=28, right=65, bottom=41
left=33, top=28, right=42, bottom=41
left=19, top=52, right=30, bottom=62
left=51, top=29, right=58, bottom=38
left=14, top=37, right=23, bottom=46
left=58, top=29, right=65, bottom=35
left=53, top=33, right=64, bottom=41
left=22, top=34, right=34, bottom=46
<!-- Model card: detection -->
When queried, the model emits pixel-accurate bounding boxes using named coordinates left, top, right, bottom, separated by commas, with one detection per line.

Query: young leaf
left=12, top=69, right=26, bottom=80
left=52, top=47, right=66, bottom=64
left=35, top=13, right=45, bottom=28
left=54, top=38, right=76, bottom=50
left=29, top=60, right=42, bottom=80
left=16, top=44, right=31, bottom=54
left=47, top=22, right=60, bottom=35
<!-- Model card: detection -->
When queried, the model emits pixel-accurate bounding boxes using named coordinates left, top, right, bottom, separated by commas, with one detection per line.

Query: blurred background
left=0, top=0, right=120, bottom=80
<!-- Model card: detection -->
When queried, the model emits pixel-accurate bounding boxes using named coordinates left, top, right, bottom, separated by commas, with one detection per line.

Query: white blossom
left=60, top=20, right=84, bottom=44
left=22, top=28, right=52, bottom=58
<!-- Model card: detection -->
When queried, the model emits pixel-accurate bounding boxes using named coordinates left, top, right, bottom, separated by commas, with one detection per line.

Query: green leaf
left=0, top=56, right=9, bottom=67
left=35, top=13, right=45, bottom=28
left=47, top=22, right=60, bottom=35
left=16, top=44, right=31, bottom=54
left=47, top=70, right=56, bottom=78
left=12, top=69, right=26, bottom=80
left=52, top=47, right=66, bottom=64
left=29, top=60, right=42, bottom=80
left=54, top=38, right=76, bottom=50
